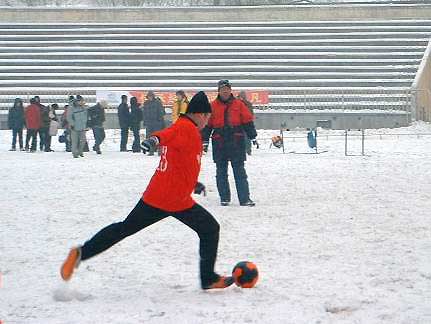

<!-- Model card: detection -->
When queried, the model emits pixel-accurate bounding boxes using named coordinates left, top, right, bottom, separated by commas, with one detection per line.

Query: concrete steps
left=0, top=19, right=429, bottom=113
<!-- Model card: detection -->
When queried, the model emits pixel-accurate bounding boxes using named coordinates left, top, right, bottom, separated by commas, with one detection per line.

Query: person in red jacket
left=24, top=97, right=41, bottom=152
left=202, top=80, right=258, bottom=207
left=60, top=91, right=234, bottom=290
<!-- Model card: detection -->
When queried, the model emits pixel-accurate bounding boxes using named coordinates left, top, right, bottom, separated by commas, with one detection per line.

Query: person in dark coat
left=202, top=80, right=259, bottom=207
left=142, top=91, right=166, bottom=155
left=34, top=95, right=50, bottom=152
left=24, top=97, right=41, bottom=152
left=130, top=96, right=143, bottom=153
left=117, top=95, right=130, bottom=152
left=87, top=100, right=107, bottom=154
left=8, top=98, right=25, bottom=151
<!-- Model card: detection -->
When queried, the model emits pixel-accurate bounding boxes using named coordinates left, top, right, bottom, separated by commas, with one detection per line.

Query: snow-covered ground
left=1, top=123, right=431, bottom=323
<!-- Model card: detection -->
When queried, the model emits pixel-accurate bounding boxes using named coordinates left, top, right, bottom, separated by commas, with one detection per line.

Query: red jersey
left=142, top=116, right=203, bottom=212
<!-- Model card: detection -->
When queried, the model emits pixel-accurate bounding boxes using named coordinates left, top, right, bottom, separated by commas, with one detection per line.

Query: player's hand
left=141, top=136, right=159, bottom=154
left=194, top=182, right=206, bottom=196
left=252, top=139, right=259, bottom=149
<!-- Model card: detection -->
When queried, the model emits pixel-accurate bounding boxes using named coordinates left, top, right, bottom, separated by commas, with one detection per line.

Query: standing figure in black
left=117, top=95, right=130, bottom=152
left=7, top=98, right=25, bottom=151
left=130, top=96, right=143, bottom=153
left=88, top=100, right=107, bottom=154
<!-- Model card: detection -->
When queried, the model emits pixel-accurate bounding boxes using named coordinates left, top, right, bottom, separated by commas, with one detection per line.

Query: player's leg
left=61, top=199, right=167, bottom=280
left=173, top=204, right=233, bottom=289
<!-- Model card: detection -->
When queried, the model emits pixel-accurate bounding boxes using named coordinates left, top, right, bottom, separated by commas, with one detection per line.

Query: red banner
left=128, top=90, right=270, bottom=106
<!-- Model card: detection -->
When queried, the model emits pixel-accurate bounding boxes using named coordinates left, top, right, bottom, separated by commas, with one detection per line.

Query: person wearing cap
left=202, top=80, right=258, bottom=207
left=60, top=91, right=234, bottom=290
left=67, top=95, right=88, bottom=158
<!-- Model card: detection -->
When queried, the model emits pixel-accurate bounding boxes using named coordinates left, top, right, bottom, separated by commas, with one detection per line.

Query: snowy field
left=1, top=123, right=431, bottom=324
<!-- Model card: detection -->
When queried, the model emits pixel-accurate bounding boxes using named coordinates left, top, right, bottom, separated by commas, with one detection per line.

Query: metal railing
left=0, top=88, right=423, bottom=118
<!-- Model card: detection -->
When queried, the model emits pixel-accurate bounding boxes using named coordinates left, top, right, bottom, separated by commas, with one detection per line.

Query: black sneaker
left=220, top=201, right=230, bottom=206
left=202, top=276, right=234, bottom=290
left=240, top=199, right=255, bottom=207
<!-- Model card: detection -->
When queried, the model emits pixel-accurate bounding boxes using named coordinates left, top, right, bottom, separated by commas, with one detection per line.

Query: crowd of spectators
left=6, top=92, right=167, bottom=156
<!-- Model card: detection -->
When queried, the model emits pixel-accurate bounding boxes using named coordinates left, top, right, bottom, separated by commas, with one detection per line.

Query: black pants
left=25, top=129, right=38, bottom=151
left=11, top=128, right=23, bottom=149
left=131, top=126, right=141, bottom=152
left=80, top=199, right=220, bottom=287
left=45, top=135, right=52, bottom=151
left=120, top=127, right=129, bottom=151
left=92, top=127, right=106, bottom=150
left=39, top=127, right=48, bottom=151
left=216, top=159, right=250, bottom=204
left=64, top=129, right=71, bottom=152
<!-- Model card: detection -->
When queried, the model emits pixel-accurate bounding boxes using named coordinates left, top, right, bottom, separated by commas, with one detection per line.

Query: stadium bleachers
left=0, top=19, right=430, bottom=111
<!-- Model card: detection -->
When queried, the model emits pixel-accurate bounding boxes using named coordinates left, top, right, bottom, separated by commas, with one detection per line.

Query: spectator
left=7, top=98, right=25, bottom=151
left=237, top=91, right=255, bottom=156
left=67, top=95, right=88, bottom=158
left=24, top=97, right=41, bottom=153
left=117, top=94, right=130, bottom=152
left=87, top=100, right=107, bottom=155
left=34, top=95, right=49, bottom=152
left=130, top=96, right=143, bottom=153
left=202, top=80, right=258, bottom=207
left=61, top=104, right=72, bottom=152
left=142, top=91, right=166, bottom=156
left=171, top=90, right=189, bottom=123
left=45, top=103, right=59, bottom=152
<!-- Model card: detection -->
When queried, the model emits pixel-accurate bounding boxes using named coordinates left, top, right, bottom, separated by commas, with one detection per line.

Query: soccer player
left=60, top=91, right=233, bottom=290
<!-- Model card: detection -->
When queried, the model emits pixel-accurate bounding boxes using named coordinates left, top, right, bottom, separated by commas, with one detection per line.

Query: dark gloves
left=141, top=136, right=159, bottom=154
left=252, top=139, right=259, bottom=149
left=203, top=141, right=209, bottom=153
left=194, top=182, right=206, bottom=196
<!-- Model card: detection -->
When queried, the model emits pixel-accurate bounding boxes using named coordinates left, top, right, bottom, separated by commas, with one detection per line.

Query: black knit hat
left=186, top=91, right=212, bottom=114
left=217, top=79, right=231, bottom=90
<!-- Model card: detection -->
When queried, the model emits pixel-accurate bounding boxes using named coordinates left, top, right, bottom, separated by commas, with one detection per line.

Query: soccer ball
left=232, top=261, right=259, bottom=288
